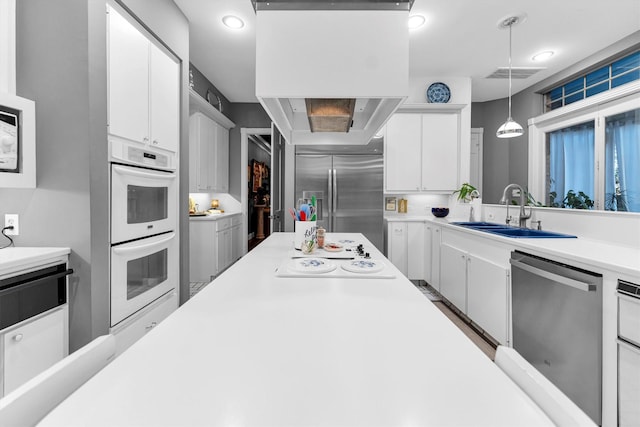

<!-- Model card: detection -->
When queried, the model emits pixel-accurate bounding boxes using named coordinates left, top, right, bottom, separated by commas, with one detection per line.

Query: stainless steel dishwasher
left=510, top=250, right=602, bottom=425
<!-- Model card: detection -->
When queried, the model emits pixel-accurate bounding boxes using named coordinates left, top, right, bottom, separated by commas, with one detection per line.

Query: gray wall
left=227, top=103, right=272, bottom=200
left=471, top=90, right=542, bottom=203
left=471, top=31, right=640, bottom=204
left=2, top=0, right=189, bottom=351
left=189, top=64, right=232, bottom=115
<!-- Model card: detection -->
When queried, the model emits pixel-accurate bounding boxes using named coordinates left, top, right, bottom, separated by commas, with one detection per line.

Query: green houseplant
left=453, top=183, right=478, bottom=203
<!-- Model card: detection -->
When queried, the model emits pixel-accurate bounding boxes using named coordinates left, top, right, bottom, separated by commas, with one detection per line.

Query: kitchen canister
left=398, top=199, right=408, bottom=213
left=294, top=220, right=317, bottom=251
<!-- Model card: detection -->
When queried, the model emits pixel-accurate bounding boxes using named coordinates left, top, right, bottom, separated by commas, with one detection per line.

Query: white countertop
left=188, top=212, right=241, bottom=221
left=39, top=233, right=552, bottom=427
left=0, top=247, right=70, bottom=277
left=385, top=215, right=640, bottom=278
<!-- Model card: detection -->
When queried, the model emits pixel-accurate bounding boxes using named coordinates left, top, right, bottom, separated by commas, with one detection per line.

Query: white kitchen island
left=38, top=233, right=552, bottom=426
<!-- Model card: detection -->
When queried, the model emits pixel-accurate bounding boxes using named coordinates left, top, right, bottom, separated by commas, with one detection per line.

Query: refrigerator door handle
left=333, top=168, right=338, bottom=214
left=327, top=168, right=333, bottom=231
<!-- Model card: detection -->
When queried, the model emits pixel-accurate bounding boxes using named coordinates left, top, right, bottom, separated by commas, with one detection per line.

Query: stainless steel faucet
left=499, top=183, right=531, bottom=228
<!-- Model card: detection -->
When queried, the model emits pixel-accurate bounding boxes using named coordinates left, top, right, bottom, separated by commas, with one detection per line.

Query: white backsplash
left=482, top=204, right=640, bottom=248
left=189, top=192, right=241, bottom=214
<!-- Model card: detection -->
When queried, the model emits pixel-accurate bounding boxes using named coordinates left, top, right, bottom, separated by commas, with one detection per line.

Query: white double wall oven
left=109, top=138, right=178, bottom=327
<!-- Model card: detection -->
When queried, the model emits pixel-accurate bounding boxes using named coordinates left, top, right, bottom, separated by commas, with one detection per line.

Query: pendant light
left=496, top=16, right=524, bottom=139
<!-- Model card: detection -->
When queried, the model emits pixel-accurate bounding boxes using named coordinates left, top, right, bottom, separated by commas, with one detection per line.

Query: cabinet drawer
left=215, top=217, right=232, bottom=231
left=110, top=291, right=177, bottom=357
left=619, top=294, right=640, bottom=346
left=231, top=215, right=241, bottom=226
left=618, top=340, right=640, bottom=426
left=2, top=307, right=68, bottom=395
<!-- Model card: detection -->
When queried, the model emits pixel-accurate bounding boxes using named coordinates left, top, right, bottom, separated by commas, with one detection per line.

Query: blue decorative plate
left=341, top=259, right=385, bottom=274
left=289, top=258, right=336, bottom=274
left=426, top=82, right=451, bottom=103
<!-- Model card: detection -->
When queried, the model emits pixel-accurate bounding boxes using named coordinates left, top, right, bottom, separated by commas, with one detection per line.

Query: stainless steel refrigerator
left=295, top=140, right=384, bottom=251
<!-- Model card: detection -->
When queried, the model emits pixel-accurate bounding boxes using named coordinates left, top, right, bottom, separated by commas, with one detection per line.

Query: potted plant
left=453, top=183, right=478, bottom=203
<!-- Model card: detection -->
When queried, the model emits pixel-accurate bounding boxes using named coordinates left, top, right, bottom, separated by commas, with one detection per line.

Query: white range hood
left=255, top=2, right=410, bottom=145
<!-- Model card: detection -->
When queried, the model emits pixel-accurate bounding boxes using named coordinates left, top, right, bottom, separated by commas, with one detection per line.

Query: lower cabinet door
left=619, top=340, right=640, bottom=427
left=407, top=222, right=425, bottom=281
left=466, top=254, right=509, bottom=344
left=387, top=222, right=407, bottom=276
left=189, top=221, right=216, bottom=282
left=440, top=243, right=467, bottom=312
left=2, top=307, right=67, bottom=395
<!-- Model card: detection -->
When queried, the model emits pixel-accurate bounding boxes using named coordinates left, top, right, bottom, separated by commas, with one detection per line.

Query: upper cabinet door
left=150, top=43, right=180, bottom=154
left=385, top=113, right=422, bottom=192
left=108, top=7, right=149, bottom=144
left=214, top=124, right=229, bottom=192
left=421, top=113, right=459, bottom=192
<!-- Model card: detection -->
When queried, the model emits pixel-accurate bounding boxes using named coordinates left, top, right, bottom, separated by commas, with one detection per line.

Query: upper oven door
left=110, top=232, right=177, bottom=326
left=111, top=164, right=177, bottom=244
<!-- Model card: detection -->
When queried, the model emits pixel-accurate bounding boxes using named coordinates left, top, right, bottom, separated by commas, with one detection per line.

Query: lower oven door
left=110, top=232, right=177, bottom=326
left=111, top=164, right=177, bottom=244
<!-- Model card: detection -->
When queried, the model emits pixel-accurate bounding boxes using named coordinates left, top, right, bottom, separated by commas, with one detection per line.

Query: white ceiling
left=174, top=0, right=640, bottom=103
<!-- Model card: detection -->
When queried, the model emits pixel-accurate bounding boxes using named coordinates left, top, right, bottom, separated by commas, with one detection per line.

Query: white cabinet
left=384, top=108, right=462, bottom=193
left=110, top=291, right=177, bottom=357
left=215, top=124, right=229, bottom=193
left=386, top=222, right=408, bottom=276
left=425, top=223, right=441, bottom=290
left=231, top=216, right=243, bottom=262
left=440, top=243, right=467, bottom=311
left=2, top=308, right=67, bottom=395
left=466, top=253, right=509, bottom=344
left=189, top=215, right=241, bottom=282
left=407, top=222, right=426, bottom=280
left=188, top=112, right=230, bottom=193
left=107, top=5, right=179, bottom=154
left=440, top=229, right=510, bottom=344
left=188, top=90, right=235, bottom=193
left=386, top=221, right=425, bottom=281
left=385, top=114, right=422, bottom=191
left=189, top=220, right=216, bottom=282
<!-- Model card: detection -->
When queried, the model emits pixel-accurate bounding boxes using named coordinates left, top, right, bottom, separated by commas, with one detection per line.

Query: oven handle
left=0, top=269, right=73, bottom=297
left=112, top=233, right=175, bottom=255
left=112, top=165, right=176, bottom=180
left=509, top=258, right=596, bottom=292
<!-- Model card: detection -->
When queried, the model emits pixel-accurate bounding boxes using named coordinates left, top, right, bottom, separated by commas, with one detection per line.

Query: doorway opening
left=247, top=133, right=272, bottom=251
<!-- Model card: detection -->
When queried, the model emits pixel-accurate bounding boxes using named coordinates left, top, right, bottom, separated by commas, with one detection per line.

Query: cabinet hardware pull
left=145, top=322, right=157, bottom=331
left=13, top=334, right=23, bottom=342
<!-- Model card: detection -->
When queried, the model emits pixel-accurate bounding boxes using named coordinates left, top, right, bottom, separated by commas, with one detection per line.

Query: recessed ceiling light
left=408, top=15, right=426, bottom=29
left=532, top=51, right=554, bottom=62
left=222, top=15, right=244, bottom=29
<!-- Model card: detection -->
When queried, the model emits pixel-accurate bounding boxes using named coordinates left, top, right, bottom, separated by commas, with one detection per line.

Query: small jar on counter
left=316, top=227, right=325, bottom=248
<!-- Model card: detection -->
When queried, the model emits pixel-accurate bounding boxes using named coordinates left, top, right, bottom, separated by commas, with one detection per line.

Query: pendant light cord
left=508, top=21, right=513, bottom=119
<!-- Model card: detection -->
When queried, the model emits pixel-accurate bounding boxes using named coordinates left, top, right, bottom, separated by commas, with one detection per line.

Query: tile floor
left=189, top=280, right=497, bottom=360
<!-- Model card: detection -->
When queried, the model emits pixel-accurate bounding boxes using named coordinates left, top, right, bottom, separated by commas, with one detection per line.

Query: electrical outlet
left=4, top=214, right=19, bottom=235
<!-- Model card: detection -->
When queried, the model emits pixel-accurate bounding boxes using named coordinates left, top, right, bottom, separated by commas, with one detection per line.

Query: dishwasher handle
left=510, top=258, right=596, bottom=292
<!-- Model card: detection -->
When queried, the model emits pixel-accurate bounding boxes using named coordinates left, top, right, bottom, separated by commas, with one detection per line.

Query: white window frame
left=528, top=80, right=640, bottom=210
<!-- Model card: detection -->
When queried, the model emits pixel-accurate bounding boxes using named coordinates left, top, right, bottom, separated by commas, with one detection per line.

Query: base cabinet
left=1, top=307, right=67, bottom=396
left=190, top=215, right=241, bottom=283
left=426, top=224, right=441, bottom=290
left=386, top=222, right=408, bottom=276
left=110, top=291, right=177, bottom=357
left=440, top=230, right=510, bottom=345
left=440, top=243, right=467, bottom=311
left=466, top=253, right=509, bottom=344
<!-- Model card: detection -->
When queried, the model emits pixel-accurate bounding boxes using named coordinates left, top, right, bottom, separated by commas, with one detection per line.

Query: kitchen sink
left=451, top=222, right=577, bottom=238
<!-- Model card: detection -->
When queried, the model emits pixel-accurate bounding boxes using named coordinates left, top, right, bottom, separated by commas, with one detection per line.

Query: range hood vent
left=486, top=67, right=545, bottom=79
left=306, top=98, right=355, bottom=133
left=255, top=4, right=409, bottom=145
